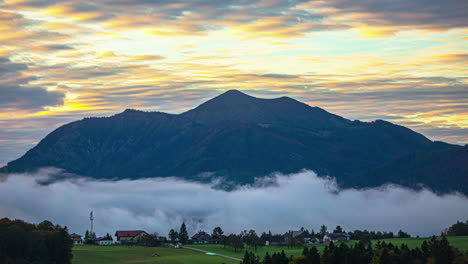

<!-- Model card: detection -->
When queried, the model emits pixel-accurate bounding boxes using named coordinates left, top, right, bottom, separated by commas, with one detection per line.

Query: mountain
left=2, top=90, right=466, bottom=194
left=349, top=144, right=468, bottom=194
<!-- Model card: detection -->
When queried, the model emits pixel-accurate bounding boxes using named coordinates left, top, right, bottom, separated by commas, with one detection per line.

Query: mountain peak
left=209, top=89, right=255, bottom=103
left=222, top=89, right=248, bottom=96
left=180, top=90, right=349, bottom=127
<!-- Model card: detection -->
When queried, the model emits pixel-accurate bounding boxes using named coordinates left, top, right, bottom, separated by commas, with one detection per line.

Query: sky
left=0, top=0, right=467, bottom=165
left=1, top=169, right=467, bottom=238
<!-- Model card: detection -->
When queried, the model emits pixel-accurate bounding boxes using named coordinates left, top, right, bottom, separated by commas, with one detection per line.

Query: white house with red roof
left=115, top=230, right=149, bottom=244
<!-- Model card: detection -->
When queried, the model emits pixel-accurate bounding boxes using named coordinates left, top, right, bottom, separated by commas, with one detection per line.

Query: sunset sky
left=0, top=0, right=467, bottom=165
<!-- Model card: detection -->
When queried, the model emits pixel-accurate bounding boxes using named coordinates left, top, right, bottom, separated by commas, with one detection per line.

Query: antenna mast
left=90, top=211, right=94, bottom=234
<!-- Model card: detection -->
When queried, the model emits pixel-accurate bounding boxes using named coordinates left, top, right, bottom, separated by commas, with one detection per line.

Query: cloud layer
left=0, top=169, right=467, bottom=238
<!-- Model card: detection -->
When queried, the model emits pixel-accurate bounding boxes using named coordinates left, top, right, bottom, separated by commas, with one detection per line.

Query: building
left=191, top=231, right=212, bottom=244
left=323, top=233, right=351, bottom=243
left=96, top=237, right=113, bottom=246
left=70, top=233, right=83, bottom=245
left=115, top=230, right=149, bottom=245
left=305, top=237, right=320, bottom=245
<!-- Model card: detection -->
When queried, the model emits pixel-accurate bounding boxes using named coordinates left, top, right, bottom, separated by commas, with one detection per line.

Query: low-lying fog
left=1, top=169, right=467, bottom=238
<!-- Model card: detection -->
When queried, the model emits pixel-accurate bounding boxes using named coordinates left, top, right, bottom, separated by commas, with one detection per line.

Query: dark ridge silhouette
left=2, top=90, right=466, bottom=195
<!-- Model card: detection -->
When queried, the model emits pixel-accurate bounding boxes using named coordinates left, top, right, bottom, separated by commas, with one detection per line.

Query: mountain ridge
left=2, top=90, right=466, bottom=195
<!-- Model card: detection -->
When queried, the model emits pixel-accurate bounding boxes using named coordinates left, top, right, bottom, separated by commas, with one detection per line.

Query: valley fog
left=1, top=169, right=467, bottom=238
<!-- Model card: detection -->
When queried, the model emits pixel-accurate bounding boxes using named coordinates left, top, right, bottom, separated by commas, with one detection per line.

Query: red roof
left=115, top=230, right=146, bottom=238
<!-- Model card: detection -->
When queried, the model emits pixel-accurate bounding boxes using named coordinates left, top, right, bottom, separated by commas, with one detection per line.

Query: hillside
left=2, top=90, right=465, bottom=194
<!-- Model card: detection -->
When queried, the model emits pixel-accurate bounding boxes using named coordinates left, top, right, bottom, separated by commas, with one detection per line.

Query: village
left=69, top=228, right=350, bottom=247
left=68, top=212, right=408, bottom=250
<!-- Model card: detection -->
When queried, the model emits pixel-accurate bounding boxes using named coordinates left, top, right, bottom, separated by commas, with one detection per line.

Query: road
left=181, top=246, right=242, bottom=262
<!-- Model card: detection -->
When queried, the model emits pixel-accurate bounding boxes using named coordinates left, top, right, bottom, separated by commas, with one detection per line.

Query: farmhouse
left=191, top=231, right=211, bottom=244
left=70, top=233, right=83, bottom=245
left=115, top=230, right=149, bottom=245
left=96, top=237, right=113, bottom=246
left=323, top=233, right=351, bottom=243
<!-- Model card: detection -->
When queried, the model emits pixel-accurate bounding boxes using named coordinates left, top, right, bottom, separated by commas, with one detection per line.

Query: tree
left=84, top=229, right=96, bottom=244
left=169, top=229, right=178, bottom=243
left=245, top=230, right=262, bottom=251
left=226, top=234, right=244, bottom=252
left=263, top=252, right=272, bottom=264
left=243, top=251, right=260, bottom=264
left=137, top=233, right=160, bottom=247
left=271, top=250, right=289, bottom=264
left=319, top=225, right=327, bottom=238
left=212, top=226, right=224, bottom=243
left=178, top=222, right=189, bottom=244
left=333, top=225, right=343, bottom=233
left=0, top=218, right=73, bottom=264
left=307, top=247, right=321, bottom=264
left=105, top=233, right=113, bottom=240
left=446, top=220, right=468, bottom=236
left=37, top=220, right=54, bottom=231
left=398, top=230, right=411, bottom=238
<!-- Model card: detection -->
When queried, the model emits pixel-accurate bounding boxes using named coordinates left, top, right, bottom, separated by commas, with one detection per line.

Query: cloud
left=29, top=44, right=74, bottom=53
left=305, top=0, right=468, bottom=34
left=0, top=169, right=467, bottom=238
left=3, top=0, right=345, bottom=38
left=0, top=57, right=65, bottom=112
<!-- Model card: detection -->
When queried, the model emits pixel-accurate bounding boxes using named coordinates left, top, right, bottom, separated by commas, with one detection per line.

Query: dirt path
left=181, top=246, right=242, bottom=262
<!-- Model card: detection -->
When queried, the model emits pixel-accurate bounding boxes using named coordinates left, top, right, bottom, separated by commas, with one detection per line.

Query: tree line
left=444, top=220, right=468, bottom=236
left=242, top=237, right=468, bottom=264
left=0, top=218, right=73, bottom=264
left=166, top=223, right=413, bottom=249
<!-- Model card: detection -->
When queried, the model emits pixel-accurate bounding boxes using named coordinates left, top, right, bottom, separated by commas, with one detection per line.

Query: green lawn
left=190, top=243, right=343, bottom=259
left=191, top=236, right=468, bottom=259
left=72, top=237, right=468, bottom=264
left=72, top=245, right=238, bottom=264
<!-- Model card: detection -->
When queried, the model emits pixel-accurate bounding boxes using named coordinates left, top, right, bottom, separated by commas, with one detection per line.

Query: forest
left=0, top=218, right=73, bottom=264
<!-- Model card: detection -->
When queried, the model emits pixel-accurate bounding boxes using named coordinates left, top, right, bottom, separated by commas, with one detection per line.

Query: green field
left=191, top=236, right=468, bottom=259
left=72, top=245, right=238, bottom=264
left=72, top=237, right=468, bottom=264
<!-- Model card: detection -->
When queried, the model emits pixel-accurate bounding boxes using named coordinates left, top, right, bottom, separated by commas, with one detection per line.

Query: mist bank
left=0, top=169, right=467, bottom=238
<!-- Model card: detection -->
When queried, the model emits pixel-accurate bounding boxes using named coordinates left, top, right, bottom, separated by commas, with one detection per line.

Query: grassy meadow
left=72, top=245, right=238, bottom=264
left=72, top=237, right=468, bottom=264
left=191, top=236, right=468, bottom=259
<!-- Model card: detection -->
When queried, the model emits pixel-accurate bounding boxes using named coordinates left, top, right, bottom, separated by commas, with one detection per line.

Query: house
left=191, top=231, right=211, bottom=244
left=70, top=233, right=83, bottom=245
left=96, top=237, right=113, bottom=246
left=323, top=233, right=351, bottom=243
left=115, top=230, right=149, bottom=245
left=305, top=237, right=320, bottom=245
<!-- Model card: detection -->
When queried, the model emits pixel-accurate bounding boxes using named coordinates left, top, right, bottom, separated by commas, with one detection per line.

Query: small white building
left=96, top=237, right=113, bottom=246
